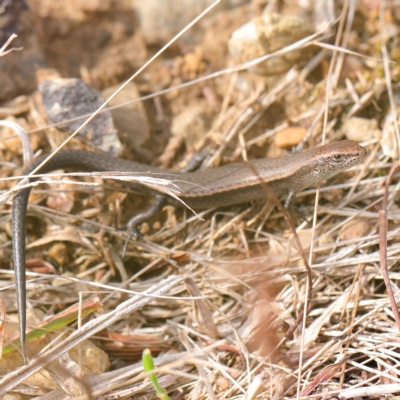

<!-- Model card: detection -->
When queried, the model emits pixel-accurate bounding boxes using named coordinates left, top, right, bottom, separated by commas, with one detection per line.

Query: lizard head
left=309, top=140, right=367, bottom=182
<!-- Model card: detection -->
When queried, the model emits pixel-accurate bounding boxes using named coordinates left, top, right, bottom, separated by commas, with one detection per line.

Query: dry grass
left=0, top=1, right=400, bottom=399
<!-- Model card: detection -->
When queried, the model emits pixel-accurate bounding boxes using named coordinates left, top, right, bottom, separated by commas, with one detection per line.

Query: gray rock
left=39, top=78, right=122, bottom=155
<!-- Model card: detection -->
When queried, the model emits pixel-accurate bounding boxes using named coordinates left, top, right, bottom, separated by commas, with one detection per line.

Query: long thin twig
left=379, top=162, right=400, bottom=332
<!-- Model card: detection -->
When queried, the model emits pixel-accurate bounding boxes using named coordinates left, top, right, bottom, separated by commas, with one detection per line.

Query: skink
left=11, top=140, right=367, bottom=362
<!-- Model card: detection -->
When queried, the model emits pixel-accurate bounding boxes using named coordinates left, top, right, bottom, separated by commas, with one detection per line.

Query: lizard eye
left=333, top=154, right=344, bottom=163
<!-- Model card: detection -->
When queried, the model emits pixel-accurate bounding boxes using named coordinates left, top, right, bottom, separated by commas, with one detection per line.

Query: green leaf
left=142, top=349, right=171, bottom=400
left=3, top=297, right=101, bottom=355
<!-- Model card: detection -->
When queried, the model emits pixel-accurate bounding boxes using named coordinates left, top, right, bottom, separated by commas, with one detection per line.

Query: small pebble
left=342, top=117, right=381, bottom=142
left=216, top=376, right=230, bottom=391
left=339, top=219, right=371, bottom=241
left=182, top=47, right=205, bottom=74
left=48, top=243, right=69, bottom=266
left=318, top=233, right=335, bottom=248
left=170, top=105, right=209, bottom=151
left=46, top=181, right=77, bottom=213
left=274, top=127, right=307, bottom=148
left=69, top=340, right=110, bottom=375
